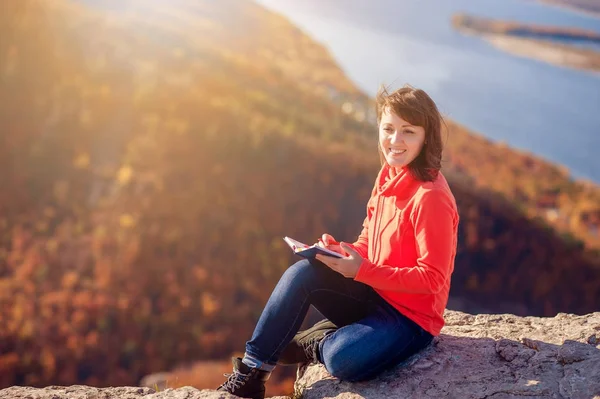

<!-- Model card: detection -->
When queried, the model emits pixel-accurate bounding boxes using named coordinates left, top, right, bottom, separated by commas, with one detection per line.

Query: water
left=256, top=0, right=600, bottom=183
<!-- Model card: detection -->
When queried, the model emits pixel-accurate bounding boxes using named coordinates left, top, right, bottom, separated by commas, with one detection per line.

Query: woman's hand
left=316, top=242, right=364, bottom=278
left=316, top=233, right=344, bottom=255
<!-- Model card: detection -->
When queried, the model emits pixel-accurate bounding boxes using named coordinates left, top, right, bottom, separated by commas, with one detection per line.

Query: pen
left=318, top=238, right=339, bottom=247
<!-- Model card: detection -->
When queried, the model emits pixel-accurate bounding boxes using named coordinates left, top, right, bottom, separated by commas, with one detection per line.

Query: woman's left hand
left=316, top=242, right=364, bottom=278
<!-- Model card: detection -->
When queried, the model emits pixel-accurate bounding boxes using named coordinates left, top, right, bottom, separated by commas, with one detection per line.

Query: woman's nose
left=390, top=131, right=402, bottom=144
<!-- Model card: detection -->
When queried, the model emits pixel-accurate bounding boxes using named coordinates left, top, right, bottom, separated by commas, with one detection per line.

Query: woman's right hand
left=317, top=233, right=344, bottom=255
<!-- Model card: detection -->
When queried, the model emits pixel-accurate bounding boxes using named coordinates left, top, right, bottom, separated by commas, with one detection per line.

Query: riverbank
left=538, top=0, right=600, bottom=19
left=453, top=13, right=600, bottom=74
left=486, top=34, right=600, bottom=74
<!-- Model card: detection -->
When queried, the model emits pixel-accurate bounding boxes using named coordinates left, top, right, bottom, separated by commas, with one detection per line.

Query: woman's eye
left=404, top=130, right=414, bottom=134
left=383, top=127, right=393, bottom=133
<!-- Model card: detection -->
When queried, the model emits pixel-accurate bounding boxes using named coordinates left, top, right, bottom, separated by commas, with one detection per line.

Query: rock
left=294, top=310, right=600, bottom=399
left=0, top=385, right=290, bottom=399
left=1, top=311, right=599, bottom=399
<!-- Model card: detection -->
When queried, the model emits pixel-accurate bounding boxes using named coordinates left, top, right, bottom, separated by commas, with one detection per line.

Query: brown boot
left=278, top=319, right=338, bottom=365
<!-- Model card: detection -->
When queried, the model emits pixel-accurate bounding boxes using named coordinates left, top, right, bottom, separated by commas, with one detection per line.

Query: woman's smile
left=379, top=107, right=426, bottom=169
left=389, top=148, right=407, bottom=156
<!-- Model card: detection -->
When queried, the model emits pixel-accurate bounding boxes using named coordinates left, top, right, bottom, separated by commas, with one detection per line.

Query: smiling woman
left=376, top=85, right=444, bottom=182
left=380, top=111, right=426, bottom=168
left=218, top=84, right=459, bottom=399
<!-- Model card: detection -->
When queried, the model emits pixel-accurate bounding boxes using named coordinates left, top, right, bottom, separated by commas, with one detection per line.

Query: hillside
left=443, top=118, right=600, bottom=256
left=0, top=0, right=599, bottom=394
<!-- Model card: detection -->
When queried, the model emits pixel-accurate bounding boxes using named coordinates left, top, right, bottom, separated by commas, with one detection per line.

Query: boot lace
left=219, top=370, right=250, bottom=392
left=300, top=334, right=323, bottom=363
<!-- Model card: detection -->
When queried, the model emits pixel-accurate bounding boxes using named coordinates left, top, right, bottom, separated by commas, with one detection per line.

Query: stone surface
left=2, top=310, right=599, bottom=399
left=294, top=310, right=600, bottom=399
left=0, top=385, right=290, bottom=399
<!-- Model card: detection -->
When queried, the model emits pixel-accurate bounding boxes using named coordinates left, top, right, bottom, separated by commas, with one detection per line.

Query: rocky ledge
left=1, top=310, right=599, bottom=399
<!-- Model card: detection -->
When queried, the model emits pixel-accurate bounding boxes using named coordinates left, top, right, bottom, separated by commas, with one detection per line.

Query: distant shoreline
left=484, top=34, right=600, bottom=75
left=537, top=0, right=600, bottom=20
left=452, top=14, right=600, bottom=74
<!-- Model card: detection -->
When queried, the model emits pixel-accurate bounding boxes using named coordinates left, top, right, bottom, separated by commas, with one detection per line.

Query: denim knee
left=321, top=344, right=367, bottom=382
left=282, top=259, right=318, bottom=286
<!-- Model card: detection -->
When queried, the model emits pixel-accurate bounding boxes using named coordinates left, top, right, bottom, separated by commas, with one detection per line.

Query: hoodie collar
left=376, top=164, right=420, bottom=198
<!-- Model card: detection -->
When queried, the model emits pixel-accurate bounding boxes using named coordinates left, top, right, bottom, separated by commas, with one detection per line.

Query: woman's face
left=379, top=107, right=426, bottom=169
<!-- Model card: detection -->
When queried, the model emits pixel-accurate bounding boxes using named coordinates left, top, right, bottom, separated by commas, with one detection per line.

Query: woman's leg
left=318, top=297, right=434, bottom=382
left=244, top=258, right=379, bottom=367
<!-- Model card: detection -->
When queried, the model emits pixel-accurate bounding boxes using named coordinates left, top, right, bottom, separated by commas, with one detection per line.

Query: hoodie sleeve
left=354, top=189, right=458, bottom=294
left=348, top=183, right=378, bottom=259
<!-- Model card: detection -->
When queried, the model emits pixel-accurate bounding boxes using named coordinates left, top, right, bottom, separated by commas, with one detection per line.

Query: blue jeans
left=245, top=258, right=434, bottom=382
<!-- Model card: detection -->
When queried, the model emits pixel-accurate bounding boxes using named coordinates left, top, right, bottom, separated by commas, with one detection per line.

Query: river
left=257, top=0, right=600, bottom=183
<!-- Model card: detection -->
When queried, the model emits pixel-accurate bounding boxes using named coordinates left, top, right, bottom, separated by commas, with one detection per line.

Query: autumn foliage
left=0, top=0, right=598, bottom=393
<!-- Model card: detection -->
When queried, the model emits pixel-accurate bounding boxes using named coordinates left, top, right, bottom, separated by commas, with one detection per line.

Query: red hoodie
left=350, top=164, right=459, bottom=336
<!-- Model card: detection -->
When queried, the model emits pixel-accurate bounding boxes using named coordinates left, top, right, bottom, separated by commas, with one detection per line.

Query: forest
left=0, top=0, right=598, bottom=395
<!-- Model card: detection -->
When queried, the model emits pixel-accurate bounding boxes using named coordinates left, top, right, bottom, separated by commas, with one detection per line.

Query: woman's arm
left=353, top=190, right=458, bottom=294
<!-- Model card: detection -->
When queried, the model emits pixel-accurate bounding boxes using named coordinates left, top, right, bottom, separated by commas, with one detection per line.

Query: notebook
left=283, top=236, right=344, bottom=259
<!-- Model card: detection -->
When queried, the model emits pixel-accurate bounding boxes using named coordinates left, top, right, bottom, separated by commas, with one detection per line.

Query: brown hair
left=376, top=84, right=445, bottom=182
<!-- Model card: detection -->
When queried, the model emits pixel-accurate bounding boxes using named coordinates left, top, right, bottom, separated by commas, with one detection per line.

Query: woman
left=217, top=85, right=459, bottom=399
